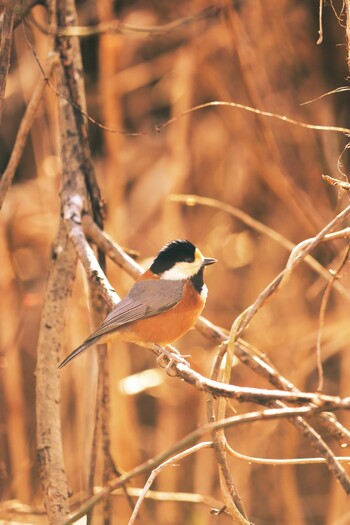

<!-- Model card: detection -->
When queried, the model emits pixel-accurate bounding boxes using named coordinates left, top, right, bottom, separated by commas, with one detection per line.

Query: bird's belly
left=118, top=291, right=205, bottom=346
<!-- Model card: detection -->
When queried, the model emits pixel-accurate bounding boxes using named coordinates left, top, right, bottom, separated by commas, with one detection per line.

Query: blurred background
left=1, top=0, right=350, bottom=523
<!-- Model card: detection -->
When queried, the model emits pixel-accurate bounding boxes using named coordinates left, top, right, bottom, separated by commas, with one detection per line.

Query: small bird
left=58, top=240, right=216, bottom=369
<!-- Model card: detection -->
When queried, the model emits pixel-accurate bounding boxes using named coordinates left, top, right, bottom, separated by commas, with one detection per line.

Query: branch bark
left=63, top=404, right=338, bottom=524
left=35, top=0, right=93, bottom=521
left=36, top=220, right=76, bottom=523
left=0, top=56, right=58, bottom=209
left=85, top=218, right=350, bottom=445
left=0, top=2, right=15, bottom=124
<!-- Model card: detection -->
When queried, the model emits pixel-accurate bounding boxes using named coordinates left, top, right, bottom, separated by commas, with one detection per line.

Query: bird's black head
left=150, top=240, right=196, bottom=275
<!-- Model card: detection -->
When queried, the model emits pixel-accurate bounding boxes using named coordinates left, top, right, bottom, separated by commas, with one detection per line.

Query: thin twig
left=225, top=442, right=350, bottom=466
left=345, top=0, right=350, bottom=71
left=22, top=10, right=106, bottom=237
left=169, top=194, right=350, bottom=302
left=322, top=174, right=350, bottom=190
left=204, top=322, right=350, bottom=445
left=110, top=487, right=228, bottom=512
left=54, top=4, right=221, bottom=38
left=63, top=405, right=335, bottom=524
left=63, top=217, right=350, bottom=407
left=16, top=30, right=350, bottom=140
left=207, top=345, right=249, bottom=523
left=61, top=219, right=350, bottom=505
left=85, top=217, right=350, bottom=445
left=10, top=0, right=44, bottom=29
left=128, top=442, right=213, bottom=525
left=210, top=336, right=350, bottom=492
left=83, top=215, right=141, bottom=280
left=64, top=201, right=119, bottom=307
left=302, top=86, right=350, bottom=106
left=156, top=100, right=350, bottom=136
left=0, top=54, right=58, bottom=209
left=228, top=203, right=350, bottom=344
left=87, top=364, right=101, bottom=516
left=316, top=243, right=350, bottom=391
left=289, top=408, right=350, bottom=492
left=317, top=0, right=324, bottom=44
left=0, top=3, right=15, bottom=124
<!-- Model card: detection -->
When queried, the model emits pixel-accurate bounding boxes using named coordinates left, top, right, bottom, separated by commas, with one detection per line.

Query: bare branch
left=322, top=174, right=350, bottom=190
left=169, top=194, right=350, bottom=302
left=345, top=0, right=350, bottom=70
left=69, top=225, right=350, bottom=404
left=37, top=4, right=222, bottom=38
left=36, top=220, right=74, bottom=524
left=35, top=0, right=97, bottom=520
left=284, top=406, right=350, bottom=492
left=85, top=215, right=350, bottom=447
left=172, top=363, right=350, bottom=407
left=0, top=3, right=15, bottom=124
left=128, top=442, right=213, bottom=525
left=316, top=243, right=350, bottom=391
left=225, top=442, right=350, bottom=466
left=33, top=0, right=75, bottom=521
left=65, top=210, right=350, bottom=499
left=83, top=215, right=141, bottom=280
left=0, top=54, right=58, bottom=209
left=317, top=0, right=324, bottom=44
left=111, top=487, right=228, bottom=511
left=157, top=100, right=350, bottom=136
left=66, top=208, right=119, bottom=306
left=228, top=203, right=350, bottom=343
left=207, top=345, right=249, bottom=523
left=63, top=405, right=334, bottom=524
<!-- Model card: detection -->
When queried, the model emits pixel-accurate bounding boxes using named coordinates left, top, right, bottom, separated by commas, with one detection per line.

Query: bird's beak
left=203, top=257, right=217, bottom=266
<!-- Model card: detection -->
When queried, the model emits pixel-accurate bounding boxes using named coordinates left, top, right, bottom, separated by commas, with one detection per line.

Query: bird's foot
left=155, top=344, right=190, bottom=375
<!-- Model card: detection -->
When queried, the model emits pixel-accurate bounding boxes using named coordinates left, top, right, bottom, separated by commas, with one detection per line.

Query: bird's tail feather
left=58, top=337, right=99, bottom=369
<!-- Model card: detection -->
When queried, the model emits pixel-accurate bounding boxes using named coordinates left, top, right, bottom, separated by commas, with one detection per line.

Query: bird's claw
left=156, top=354, right=177, bottom=376
left=156, top=346, right=190, bottom=375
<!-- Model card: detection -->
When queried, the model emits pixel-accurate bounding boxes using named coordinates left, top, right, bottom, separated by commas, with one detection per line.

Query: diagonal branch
left=127, top=442, right=213, bottom=525
left=84, top=214, right=350, bottom=445
left=0, top=55, right=58, bottom=209
left=80, top=214, right=350, bottom=496
left=63, top=404, right=342, bottom=524
left=170, top=194, right=350, bottom=302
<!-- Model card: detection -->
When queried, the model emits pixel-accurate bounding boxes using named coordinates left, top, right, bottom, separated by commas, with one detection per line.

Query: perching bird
left=58, top=239, right=216, bottom=369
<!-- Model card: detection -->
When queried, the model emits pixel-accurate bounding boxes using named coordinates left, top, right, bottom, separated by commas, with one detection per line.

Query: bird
left=58, top=239, right=217, bottom=369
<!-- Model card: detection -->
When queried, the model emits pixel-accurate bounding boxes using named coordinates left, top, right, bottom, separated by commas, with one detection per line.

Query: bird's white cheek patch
left=161, top=266, right=188, bottom=280
left=161, top=259, right=203, bottom=280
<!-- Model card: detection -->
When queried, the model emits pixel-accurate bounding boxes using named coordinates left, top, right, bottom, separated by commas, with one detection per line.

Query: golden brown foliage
left=1, top=1, right=350, bottom=524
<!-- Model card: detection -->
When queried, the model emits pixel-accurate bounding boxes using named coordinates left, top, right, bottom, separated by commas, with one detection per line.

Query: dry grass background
left=1, top=0, right=350, bottom=524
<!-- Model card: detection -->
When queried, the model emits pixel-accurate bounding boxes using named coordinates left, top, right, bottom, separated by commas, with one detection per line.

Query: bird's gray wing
left=58, top=279, right=184, bottom=369
left=94, top=279, right=184, bottom=338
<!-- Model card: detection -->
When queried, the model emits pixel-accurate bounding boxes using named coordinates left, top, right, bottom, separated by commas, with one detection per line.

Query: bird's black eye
left=150, top=239, right=196, bottom=274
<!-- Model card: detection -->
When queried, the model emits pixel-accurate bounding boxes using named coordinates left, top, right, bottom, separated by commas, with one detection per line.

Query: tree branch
left=0, top=2, right=15, bottom=124
left=0, top=55, right=58, bottom=209
left=84, top=213, right=350, bottom=446
left=63, top=405, right=334, bottom=524
left=36, top=220, right=75, bottom=524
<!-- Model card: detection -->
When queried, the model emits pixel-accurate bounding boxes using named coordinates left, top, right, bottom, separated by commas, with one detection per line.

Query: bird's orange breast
left=116, top=278, right=206, bottom=346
